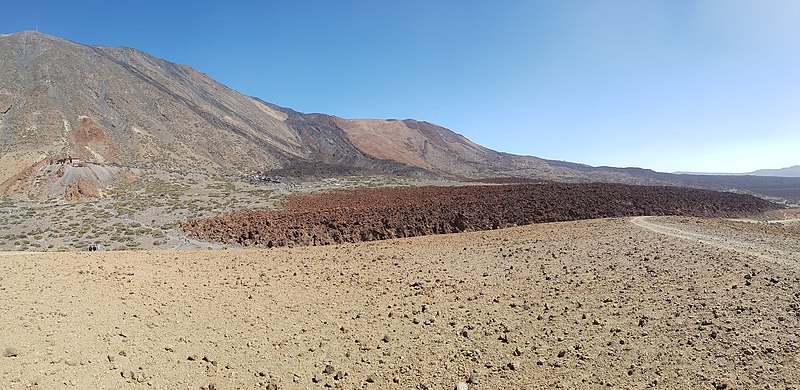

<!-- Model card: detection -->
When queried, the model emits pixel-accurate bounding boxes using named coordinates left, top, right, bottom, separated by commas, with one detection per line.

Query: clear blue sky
left=3, top=1, right=798, bottom=173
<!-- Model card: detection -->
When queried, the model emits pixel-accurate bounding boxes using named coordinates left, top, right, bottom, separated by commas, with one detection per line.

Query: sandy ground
left=1, top=217, right=799, bottom=389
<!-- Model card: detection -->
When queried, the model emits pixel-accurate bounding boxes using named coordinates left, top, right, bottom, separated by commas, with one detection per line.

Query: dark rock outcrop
left=183, top=183, right=780, bottom=247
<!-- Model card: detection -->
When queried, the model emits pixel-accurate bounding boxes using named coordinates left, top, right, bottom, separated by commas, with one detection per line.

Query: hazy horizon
left=674, top=165, right=800, bottom=175
left=2, top=1, right=798, bottom=173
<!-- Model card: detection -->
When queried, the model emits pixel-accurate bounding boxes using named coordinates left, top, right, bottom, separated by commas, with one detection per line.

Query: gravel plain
left=1, top=216, right=799, bottom=389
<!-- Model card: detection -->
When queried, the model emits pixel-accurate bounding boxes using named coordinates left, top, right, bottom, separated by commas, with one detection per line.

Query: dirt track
left=632, top=216, right=800, bottom=267
left=2, top=217, right=799, bottom=389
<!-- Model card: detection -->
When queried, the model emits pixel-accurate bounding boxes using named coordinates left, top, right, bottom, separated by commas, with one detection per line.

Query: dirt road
left=1, top=217, right=798, bottom=389
left=632, top=216, right=800, bottom=267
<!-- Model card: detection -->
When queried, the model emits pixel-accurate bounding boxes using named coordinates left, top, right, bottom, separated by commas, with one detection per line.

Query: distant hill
left=748, top=166, right=800, bottom=177
left=676, top=166, right=800, bottom=177
left=547, top=162, right=800, bottom=202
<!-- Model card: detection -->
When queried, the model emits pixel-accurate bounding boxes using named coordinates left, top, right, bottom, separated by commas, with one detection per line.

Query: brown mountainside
left=1, top=31, right=799, bottom=201
left=0, top=31, right=577, bottom=197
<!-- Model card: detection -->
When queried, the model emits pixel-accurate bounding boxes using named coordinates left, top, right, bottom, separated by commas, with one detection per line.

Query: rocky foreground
left=183, top=183, right=779, bottom=247
left=2, top=216, right=799, bottom=389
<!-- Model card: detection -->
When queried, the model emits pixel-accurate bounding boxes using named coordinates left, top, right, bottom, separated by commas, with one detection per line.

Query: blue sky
left=2, top=1, right=798, bottom=173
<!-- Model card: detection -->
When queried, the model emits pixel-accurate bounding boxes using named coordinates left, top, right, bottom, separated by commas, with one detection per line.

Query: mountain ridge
left=675, top=165, right=800, bottom=178
left=748, top=165, right=800, bottom=177
left=2, top=30, right=800, bottom=201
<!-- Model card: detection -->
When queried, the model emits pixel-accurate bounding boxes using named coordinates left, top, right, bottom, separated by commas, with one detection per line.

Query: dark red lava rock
left=182, top=182, right=780, bottom=248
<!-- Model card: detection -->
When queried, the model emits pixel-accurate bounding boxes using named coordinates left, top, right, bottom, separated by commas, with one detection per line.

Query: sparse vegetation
left=0, top=170, right=421, bottom=252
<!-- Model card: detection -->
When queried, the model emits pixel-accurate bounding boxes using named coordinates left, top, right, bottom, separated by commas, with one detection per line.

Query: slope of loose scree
left=183, top=183, right=780, bottom=247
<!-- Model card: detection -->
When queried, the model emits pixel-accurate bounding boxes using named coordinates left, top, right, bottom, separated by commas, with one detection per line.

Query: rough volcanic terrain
left=1, top=217, right=799, bottom=389
left=183, top=183, right=779, bottom=247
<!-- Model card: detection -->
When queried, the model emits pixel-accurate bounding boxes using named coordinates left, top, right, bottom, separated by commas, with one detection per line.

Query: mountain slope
left=1, top=31, right=321, bottom=173
left=1, top=31, right=799, bottom=202
left=0, top=31, right=576, bottom=197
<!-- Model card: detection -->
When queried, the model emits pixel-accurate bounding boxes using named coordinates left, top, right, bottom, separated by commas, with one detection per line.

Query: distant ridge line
left=675, top=165, right=800, bottom=177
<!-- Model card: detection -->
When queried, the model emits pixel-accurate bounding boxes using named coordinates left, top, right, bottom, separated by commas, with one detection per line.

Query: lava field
left=182, top=182, right=779, bottom=247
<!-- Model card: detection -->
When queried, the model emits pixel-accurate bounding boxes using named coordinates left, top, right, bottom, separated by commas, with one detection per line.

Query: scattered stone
left=323, top=364, right=336, bottom=375
left=265, top=383, right=279, bottom=390
left=3, top=347, right=18, bottom=358
left=455, top=382, right=469, bottom=390
left=467, top=372, right=478, bottom=384
left=202, top=355, right=217, bottom=366
left=312, top=373, right=324, bottom=383
left=382, top=335, right=391, bottom=343
left=366, top=374, right=377, bottom=383
left=188, top=184, right=774, bottom=247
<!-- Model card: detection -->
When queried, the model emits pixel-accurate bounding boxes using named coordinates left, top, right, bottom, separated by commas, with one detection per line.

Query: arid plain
left=2, top=215, right=799, bottom=389
left=3, top=28, right=800, bottom=390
